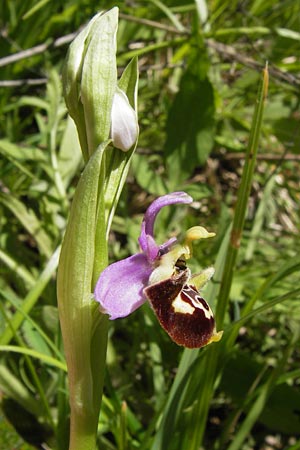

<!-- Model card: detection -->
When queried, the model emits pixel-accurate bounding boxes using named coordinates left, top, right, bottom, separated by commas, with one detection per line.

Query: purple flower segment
left=94, top=253, right=152, bottom=319
left=138, top=192, right=193, bottom=261
left=94, top=192, right=193, bottom=319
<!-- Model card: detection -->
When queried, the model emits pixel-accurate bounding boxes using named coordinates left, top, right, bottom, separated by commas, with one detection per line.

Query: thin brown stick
left=0, top=31, right=78, bottom=68
left=0, top=14, right=299, bottom=88
left=138, top=147, right=300, bottom=161
left=119, top=13, right=185, bottom=35
left=207, top=39, right=300, bottom=87
left=0, top=78, right=47, bottom=87
left=211, top=152, right=300, bottom=161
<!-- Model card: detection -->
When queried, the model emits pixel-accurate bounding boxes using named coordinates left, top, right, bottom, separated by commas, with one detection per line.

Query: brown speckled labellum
left=144, top=268, right=220, bottom=349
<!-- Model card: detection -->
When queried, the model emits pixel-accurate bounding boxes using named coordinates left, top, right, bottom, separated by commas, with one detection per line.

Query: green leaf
left=0, top=246, right=60, bottom=346
left=22, top=320, right=52, bottom=357
left=130, top=153, right=168, bottom=196
left=0, top=140, right=45, bottom=179
left=0, top=346, right=67, bottom=371
left=58, top=116, right=83, bottom=189
left=221, top=352, right=300, bottom=435
left=118, top=56, right=139, bottom=110
left=1, top=290, right=64, bottom=362
left=0, top=192, right=53, bottom=258
left=0, top=248, right=35, bottom=288
left=41, top=305, right=59, bottom=335
left=57, top=141, right=109, bottom=449
left=0, top=364, right=44, bottom=417
left=165, top=72, right=215, bottom=188
left=276, top=27, right=300, bottom=40
left=226, top=333, right=298, bottom=450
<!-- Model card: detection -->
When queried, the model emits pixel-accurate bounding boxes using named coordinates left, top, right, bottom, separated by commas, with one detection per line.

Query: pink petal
left=94, top=253, right=152, bottom=319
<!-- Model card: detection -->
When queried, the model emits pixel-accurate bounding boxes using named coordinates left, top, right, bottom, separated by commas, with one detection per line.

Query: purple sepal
left=138, top=192, right=193, bottom=258
left=94, top=253, right=152, bottom=319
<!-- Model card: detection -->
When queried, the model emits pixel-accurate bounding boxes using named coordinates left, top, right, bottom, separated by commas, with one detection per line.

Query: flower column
left=57, top=8, right=138, bottom=450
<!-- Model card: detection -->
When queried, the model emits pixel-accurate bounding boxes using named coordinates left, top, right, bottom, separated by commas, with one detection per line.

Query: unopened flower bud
left=110, top=88, right=139, bottom=151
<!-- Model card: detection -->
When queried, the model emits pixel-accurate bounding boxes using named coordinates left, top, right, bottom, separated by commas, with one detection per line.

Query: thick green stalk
left=68, top=411, right=99, bottom=450
left=57, top=143, right=109, bottom=450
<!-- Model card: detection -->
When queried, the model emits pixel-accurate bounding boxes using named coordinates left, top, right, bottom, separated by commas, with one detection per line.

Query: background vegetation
left=0, top=1, right=299, bottom=449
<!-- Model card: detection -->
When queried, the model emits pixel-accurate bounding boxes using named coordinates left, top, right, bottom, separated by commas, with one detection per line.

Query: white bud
left=110, top=88, right=138, bottom=151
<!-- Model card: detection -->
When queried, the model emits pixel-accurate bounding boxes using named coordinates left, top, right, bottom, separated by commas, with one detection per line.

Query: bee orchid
left=94, top=192, right=222, bottom=348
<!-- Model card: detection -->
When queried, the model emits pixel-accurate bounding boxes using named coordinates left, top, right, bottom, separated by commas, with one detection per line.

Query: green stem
left=184, top=65, right=269, bottom=450
left=69, top=409, right=98, bottom=450
left=216, top=64, right=269, bottom=327
left=67, top=313, right=108, bottom=450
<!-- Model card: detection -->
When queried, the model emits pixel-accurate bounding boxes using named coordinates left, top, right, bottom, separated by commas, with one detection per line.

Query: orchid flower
left=94, top=192, right=222, bottom=348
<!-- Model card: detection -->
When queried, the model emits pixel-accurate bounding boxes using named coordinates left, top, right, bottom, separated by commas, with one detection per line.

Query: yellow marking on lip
left=172, top=295, right=195, bottom=315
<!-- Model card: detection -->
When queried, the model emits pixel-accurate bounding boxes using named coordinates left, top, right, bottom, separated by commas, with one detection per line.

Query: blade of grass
left=47, top=70, right=67, bottom=202
left=119, top=37, right=186, bottom=63
left=0, top=345, right=67, bottom=371
left=227, top=288, right=300, bottom=333
left=0, top=249, right=36, bottom=287
left=183, top=65, right=269, bottom=450
left=0, top=139, right=47, bottom=163
left=217, top=64, right=269, bottom=327
left=0, top=302, right=55, bottom=428
left=245, top=174, right=276, bottom=261
left=0, top=364, right=44, bottom=417
left=216, top=364, right=268, bottom=449
left=150, top=226, right=231, bottom=450
left=2, top=291, right=65, bottom=362
left=0, top=192, right=53, bottom=258
left=22, top=0, right=51, bottom=20
left=213, top=26, right=270, bottom=37
left=0, top=246, right=60, bottom=345
left=227, top=331, right=299, bottom=450
left=226, top=256, right=300, bottom=349
left=149, top=0, right=187, bottom=32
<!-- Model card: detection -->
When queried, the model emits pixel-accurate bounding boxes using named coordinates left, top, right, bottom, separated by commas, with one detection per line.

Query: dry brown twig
left=0, top=13, right=299, bottom=88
